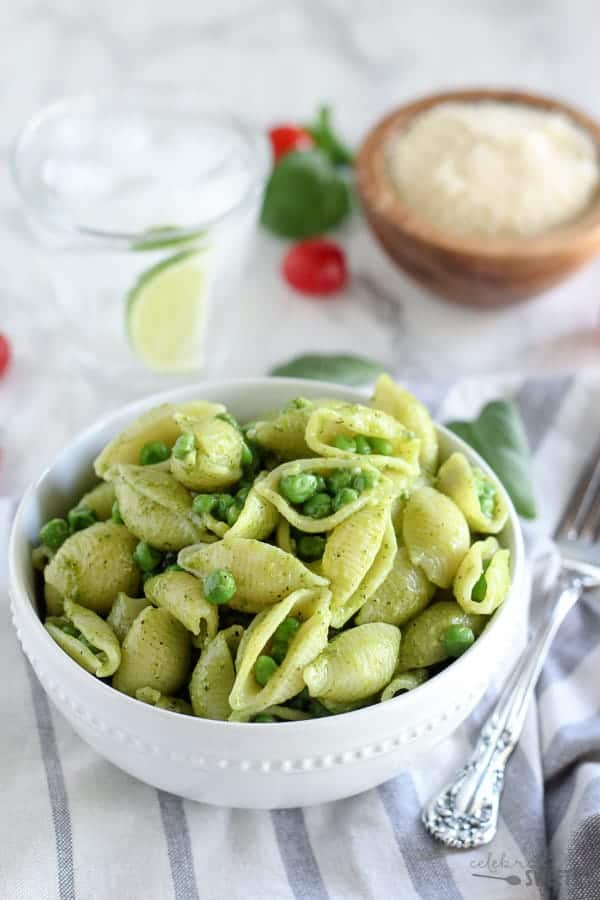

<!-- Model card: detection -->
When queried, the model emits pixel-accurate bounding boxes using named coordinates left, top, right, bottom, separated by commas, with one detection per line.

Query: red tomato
left=0, top=334, right=11, bottom=378
left=269, top=125, right=314, bottom=162
left=283, top=239, right=348, bottom=296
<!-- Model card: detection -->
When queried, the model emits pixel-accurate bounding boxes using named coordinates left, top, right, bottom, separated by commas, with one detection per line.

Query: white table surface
left=1, top=0, right=600, bottom=495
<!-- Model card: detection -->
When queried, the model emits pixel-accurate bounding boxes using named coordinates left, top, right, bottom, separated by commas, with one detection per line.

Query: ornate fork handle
left=422, top=574, right=583, bottom=848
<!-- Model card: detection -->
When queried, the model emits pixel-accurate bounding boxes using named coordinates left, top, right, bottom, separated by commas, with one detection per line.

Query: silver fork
left=422, top=444, right=600, bottom=849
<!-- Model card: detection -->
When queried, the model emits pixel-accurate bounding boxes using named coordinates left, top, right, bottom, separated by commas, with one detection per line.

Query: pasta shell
left=107, top=593, right=150, bottom=643
left=381, top=668, right=429, bottom=702
left=170, top=414, right=244, bottom=491
left=45, top=599, right=121, bottom=678
left=225, top=485, right=279, bottom=541
left=356, top=547, right=435, bottom=627
left=372, top=374, right=439, bottom=472
left=303, top=623, right=401, bottom=703
left=112, top=607, right=191, bottom=697
left=189, top=625, right=244, bottom=720
left=331, top=513, right=397, bottom=628
left=144, top=570, right=218, bottom=641
left=395, top=600, right=487, bottom=671
left=256, top=458, right=386, bottom=533
left=136, top=687, right=192, bottom=715
left=247, top=403, right=315, bottom=460
left=229, top=588, right=331, bottom=716
left=437, top=452, right=508, bottom=534
left=178, top=537, right=328, bottom=613
left=106, top=464, right=207, bottom=551
left=402, top=487, right=470, bottom=588
left=94, top=401, right=223, bottom=476
left=453, top=538, right=511, bottom=615
left=322, top=502, right=390, bottom=620
left=44, top=522, right=140, bottom=615
left=78, top=481, right=116, bottom=521
left=305, top=402, right=421, bottom=474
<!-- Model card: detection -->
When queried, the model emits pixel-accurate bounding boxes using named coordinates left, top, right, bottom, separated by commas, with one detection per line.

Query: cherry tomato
left=282, top=239, right=348, bottom=296
left=269, top=125, right=314, bottom=163
left=0, top=334, right=11, bottom=378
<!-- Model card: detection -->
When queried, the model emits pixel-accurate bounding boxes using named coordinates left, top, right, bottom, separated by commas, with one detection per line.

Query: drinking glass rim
left=11, top=90, right=271, bottom=248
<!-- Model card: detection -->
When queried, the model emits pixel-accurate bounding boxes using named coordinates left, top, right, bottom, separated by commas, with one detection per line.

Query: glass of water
left=11, top=89, right=270, bottom=384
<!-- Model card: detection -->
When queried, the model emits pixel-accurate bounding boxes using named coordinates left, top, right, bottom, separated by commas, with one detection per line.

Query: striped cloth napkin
left=2, top=372, right=600, bottom=900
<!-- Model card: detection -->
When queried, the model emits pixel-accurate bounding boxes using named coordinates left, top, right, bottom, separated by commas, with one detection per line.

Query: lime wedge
left=127, top=250, right=209, bottom=373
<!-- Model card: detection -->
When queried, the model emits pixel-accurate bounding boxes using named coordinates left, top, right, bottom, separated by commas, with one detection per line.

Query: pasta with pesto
left=33, top=377, right=513, bottom=720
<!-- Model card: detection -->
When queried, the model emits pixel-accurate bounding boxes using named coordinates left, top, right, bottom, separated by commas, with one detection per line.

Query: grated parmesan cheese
left=386, top=101, right=600, bottom=239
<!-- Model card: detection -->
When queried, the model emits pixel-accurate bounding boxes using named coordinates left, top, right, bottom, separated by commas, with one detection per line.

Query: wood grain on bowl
left=356, top=89, right=600, bottom=307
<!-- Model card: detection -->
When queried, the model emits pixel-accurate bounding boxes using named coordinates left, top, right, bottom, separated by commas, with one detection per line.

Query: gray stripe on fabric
left=561, top=781, right=600, bottom=900
left=545, top=771, right=579, bottom=846
left=537, top=596, right=600, bottom=696
left=378, top=775, right=463, bottom=900
left=515, top=375, right=574, bottom=451
left=466, top=701, right=549, bottom=895
left=271, top=808, right=329, bottom=900
left=24, top=661, right=75, bottom=900
left=544, top=716, right=600, bottom=782
left=157, top=792, right=200, bottom=900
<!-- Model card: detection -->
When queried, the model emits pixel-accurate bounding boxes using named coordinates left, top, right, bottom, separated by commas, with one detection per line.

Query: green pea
left=326, top=468, right=353, bottom=493
left=254, top=713, right=277, bottom=723
left=39, top=518, right=70, bottom=551
left=111, top=500, right=123, bottom=524
left=226, top=504, right=241, bottom=526
left=354, top=435, right=372, bottom=455
left=302, top=492, right=332, bottom=519
left=270, top=642, right=288, bottom=664
left=172, top=432, right=195, bottom=459
left=332, top=434, right=357, bottom=453
left=368, top=436, right=393, bottom=455
left=67, top=506, right=97, bottom=532
left=213, top=494, right=236, bottom=522
left=164, top=563, right=184, bottom=572
left=236, top=485, right=251, bottom=504
left=204, top=568, right=237, bottom=605
left=134, top=541, right=163, bottom=572
left=192, top=494, right=217, bottom=516
left=254, top=655, right=279, bottom=686
left=313, top=475, right=327, bottom=493
left=139, top=441, right=170, bottom=465
left=280, top=473, right=319, bottom=505
left=332, top=487, right=359, bottom=512
left=273, top=617, right=301, bottom=645
left=351, top=470, right=379, bottom=492
left=296, top=535, right=326, bottom=561
left=441, top=624, right=475, bottom=658
left=240, top=442, right=254, bottom=467
left=471, top=559, right=492, bottom=603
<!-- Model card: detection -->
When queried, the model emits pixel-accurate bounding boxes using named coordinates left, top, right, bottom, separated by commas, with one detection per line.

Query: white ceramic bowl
left=9, top=378, right=525, bottom=809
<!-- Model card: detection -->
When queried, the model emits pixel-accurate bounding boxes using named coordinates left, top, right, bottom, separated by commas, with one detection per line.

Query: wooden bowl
left=356, top=89, right=600, bottom=307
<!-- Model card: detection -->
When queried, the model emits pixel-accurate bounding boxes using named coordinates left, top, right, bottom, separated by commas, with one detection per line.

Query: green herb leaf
left=261, top=150, right=352, bottom=239
left=306, top=105, right=354, bottom=167
left=270, top=353, right=386, bottom=386
left=446, top=400, right=537, bottom=519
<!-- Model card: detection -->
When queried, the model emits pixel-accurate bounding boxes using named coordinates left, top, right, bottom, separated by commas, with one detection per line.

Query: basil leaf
left=446, top=400, right=537, bottom=519
left=306, top=105, right=354, bottom=167
left=261, top=150, right=352, bottom=239
left=270, top=353, right=386, bottom=386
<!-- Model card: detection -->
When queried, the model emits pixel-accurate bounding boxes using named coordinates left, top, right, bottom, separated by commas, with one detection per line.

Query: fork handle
left=422, top=576, right=582, bottom=849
